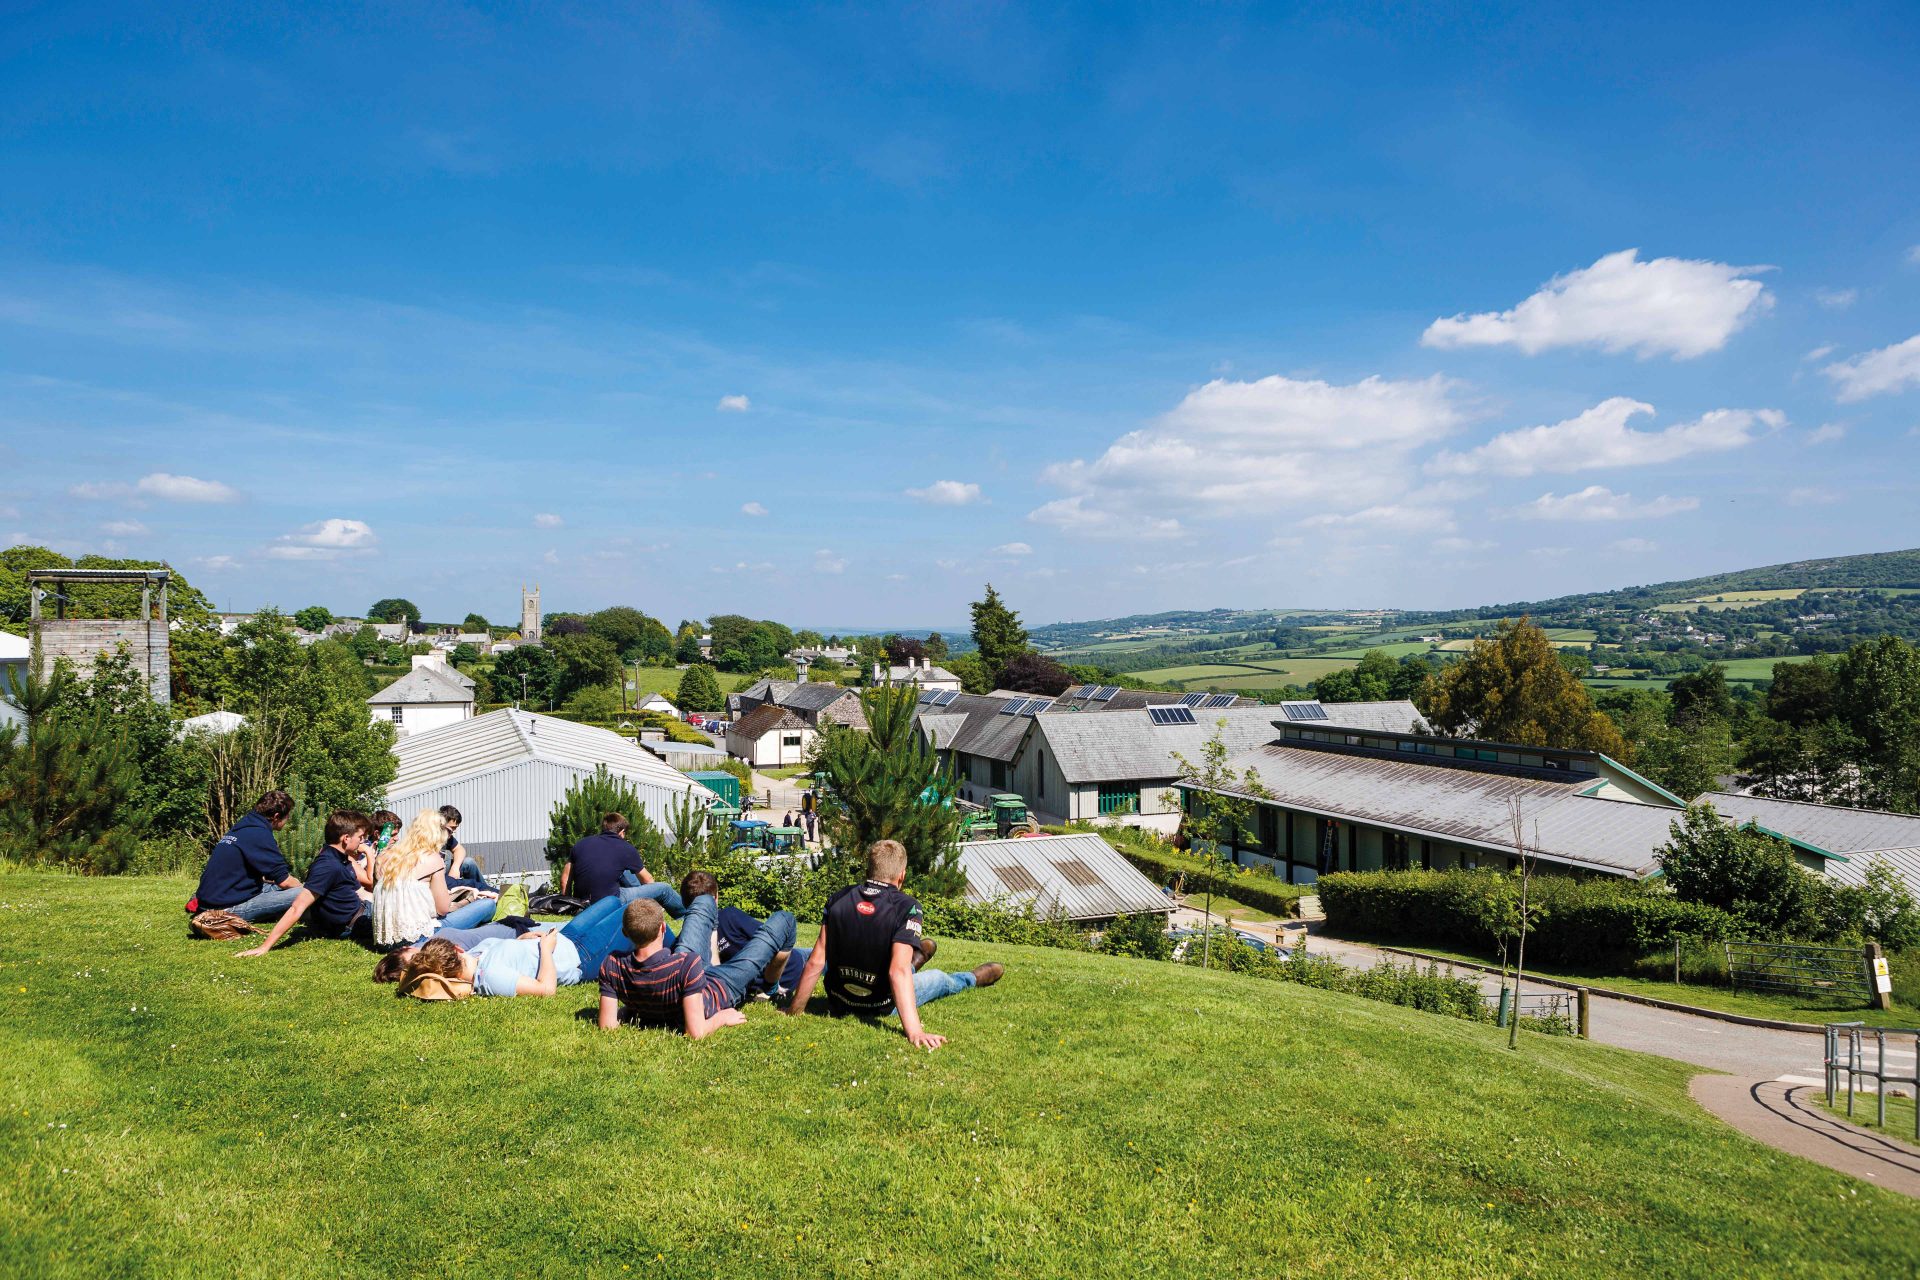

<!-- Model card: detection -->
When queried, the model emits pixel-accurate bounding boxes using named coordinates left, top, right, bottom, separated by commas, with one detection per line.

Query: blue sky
left=4, top=3, right=1919, bottom=629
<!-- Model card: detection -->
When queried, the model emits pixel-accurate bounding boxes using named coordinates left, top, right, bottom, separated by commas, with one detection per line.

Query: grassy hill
left=5, top=872, right=1915, bottom=1275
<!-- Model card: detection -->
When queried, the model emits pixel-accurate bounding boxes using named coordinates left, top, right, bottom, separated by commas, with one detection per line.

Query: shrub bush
left=1112, top=844, right=1310, bottom=919
left=1179, top=934, right=1497, bottom=1026
left=1317, top=869, right=1737, bottom=967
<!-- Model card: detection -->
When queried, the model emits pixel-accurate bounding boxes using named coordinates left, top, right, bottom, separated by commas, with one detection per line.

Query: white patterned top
left=372, top=873, right=439, bottom=948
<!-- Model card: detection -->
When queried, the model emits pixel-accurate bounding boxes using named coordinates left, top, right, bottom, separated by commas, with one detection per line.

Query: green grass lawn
left=4, top=872, right=1918, bottom=1277
left=628, top=665, right=756, bottom=698
left=1820, top=1090, right=1919, bottom=1144
left=1345, top=938, right=1920, bottom=1029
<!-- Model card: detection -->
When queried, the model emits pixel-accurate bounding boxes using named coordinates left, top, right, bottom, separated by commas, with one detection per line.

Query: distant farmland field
left=1134, top=657, right=1356, bottom=689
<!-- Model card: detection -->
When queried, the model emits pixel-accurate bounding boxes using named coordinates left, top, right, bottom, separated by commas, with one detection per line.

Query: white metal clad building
left=384, top=709, right=709, bottom=876
left=957, top=833, right=1172, bottom=923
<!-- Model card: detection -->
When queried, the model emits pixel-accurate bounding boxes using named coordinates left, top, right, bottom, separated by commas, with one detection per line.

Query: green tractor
left=962, top=793, right=1036, bottom=840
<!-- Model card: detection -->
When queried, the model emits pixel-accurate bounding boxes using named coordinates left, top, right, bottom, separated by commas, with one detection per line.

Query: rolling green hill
left=3, top=871, right=1915, bottom=1277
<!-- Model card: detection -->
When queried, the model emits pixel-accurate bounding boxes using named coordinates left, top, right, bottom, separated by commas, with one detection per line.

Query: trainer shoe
left=970, top=963, right=1004, bottom=988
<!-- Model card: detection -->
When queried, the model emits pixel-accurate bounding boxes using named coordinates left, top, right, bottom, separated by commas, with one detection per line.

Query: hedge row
left=1113, top=846, right=1310, bottom=919
left=1316, top=869, right=1737, bottom=967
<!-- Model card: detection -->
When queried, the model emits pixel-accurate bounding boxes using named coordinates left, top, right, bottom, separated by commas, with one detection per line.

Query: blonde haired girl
left=372, top=809, right=497, bottom=948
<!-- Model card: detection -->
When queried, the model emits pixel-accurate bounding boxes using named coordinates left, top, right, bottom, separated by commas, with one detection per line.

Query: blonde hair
left=378, top=809, right=450, bottom=887
left=866, top=839, right=908, bottom=883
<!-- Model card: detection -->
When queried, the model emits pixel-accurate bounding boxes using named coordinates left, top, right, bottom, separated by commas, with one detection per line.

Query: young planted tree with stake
left=1165, top=721, right=1272, bottom=970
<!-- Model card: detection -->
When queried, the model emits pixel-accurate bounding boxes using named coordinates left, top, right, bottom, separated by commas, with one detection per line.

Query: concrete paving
left=1691, top=1076, right=1920, bottom=1198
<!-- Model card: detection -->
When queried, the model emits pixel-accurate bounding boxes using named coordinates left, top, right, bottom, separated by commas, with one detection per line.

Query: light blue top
left=470, top=934, right=582, bottom=998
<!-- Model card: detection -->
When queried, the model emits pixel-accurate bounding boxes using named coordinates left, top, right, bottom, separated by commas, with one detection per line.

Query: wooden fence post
left=1673, top=938, right=1681, bottom=984
left=1577, top=988, right=1591, bottom=1039
left=1865, top=942, right=1894, bottom=1012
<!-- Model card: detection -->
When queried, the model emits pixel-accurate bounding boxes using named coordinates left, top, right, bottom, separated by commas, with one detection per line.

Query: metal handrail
left=1824, top=1022, right=1920, bottom=1141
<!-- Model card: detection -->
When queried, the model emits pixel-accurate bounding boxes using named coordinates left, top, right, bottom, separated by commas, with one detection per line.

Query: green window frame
left=1097, top=785, right=1140, bottom=816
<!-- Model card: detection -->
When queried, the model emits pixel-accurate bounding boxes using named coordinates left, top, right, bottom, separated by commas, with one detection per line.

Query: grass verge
left=3, top=871, right=1918, bottom=1277
left=1818, top=1091, right=1920, bottom=1145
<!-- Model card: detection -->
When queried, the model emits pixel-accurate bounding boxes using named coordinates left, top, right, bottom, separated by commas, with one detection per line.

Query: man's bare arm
left=891, top=941, right=945, bottom=1050
left=235, top=888, right=315, bottom=957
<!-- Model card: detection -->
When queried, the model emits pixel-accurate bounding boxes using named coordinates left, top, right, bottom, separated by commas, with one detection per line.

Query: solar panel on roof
left=931, top=689, right=960, bottom=707
left=1282, top=702, right=1329, bottom=721
left=1201, top=693, right=1236, bottom=708
left=999, top=699, right=1024, bottom=715
left=1149, top=706, right=1197, bottom=726
left=1019, top=699, right=1051, bottom=717
left=1063, top=684, right=1089, bottom=699
left=1178, top=692, right=1207, bottom=707
left=1090, top=685, right=1118, bottom=702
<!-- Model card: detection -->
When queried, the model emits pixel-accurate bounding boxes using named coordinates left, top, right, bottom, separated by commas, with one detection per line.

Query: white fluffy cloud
left=991, top=541, right=1032, bottom=556
left=905, top=479, right=983, bottom=506
left=197, top=554, right=239, bottom=571
left=1806, top=423, right=1846, bottom=445
left=1421, top=249, right=1772, bottom=359
left=1823, top=334, right=1920, bottom=402
left=1429, top=398, right=1781, bottom=477
left=1033, top=373, right=1463, bottom=531
left=1300, top=504, right=1456, bottom=534
left=533, top=512, right=563, bottom=528
left=138, top=472, right=240, bottom=503
left=102, top=520, right=148, bottom=536
left=1609, top=537, right=1660, bottom=553
left=1814, top=288, right=1857, bottom=310
left=813, top=548, right=847, bottom=574
left=717, top=394, right=751, bottom=412
left=740, top=501, right=768, bottom=517
left=1517, top=486, right=1698, bottom=521
left=269, top=517, right=376, bottom=559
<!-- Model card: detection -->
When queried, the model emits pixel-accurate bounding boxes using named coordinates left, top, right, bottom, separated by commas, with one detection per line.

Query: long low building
left=1702, top=793, right=1919, bottom=892
left=385, top=708, right=710, bottom=876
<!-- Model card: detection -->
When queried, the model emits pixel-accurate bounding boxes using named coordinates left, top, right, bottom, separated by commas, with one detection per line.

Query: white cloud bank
left=1429, top=397, right=1781, bottom=477
left=717, top=394, right=751, bottom=412
left=1823, top=334, right=1920, bottom=402
left=533, top=512, right=563, bottom=528
left=991, top=541, right=1032, bottom=556
left=1033, top=373, right=1463, bottom=533
left=906, top=479, right=983, bottom=506
left=69, top=471, right=240, bottom=503
left=268, top=518, right=376, bottom=560
left=1518, top=486, right=1698, bottom=521
left=740, top=501, right=768, bottom=517
left=813, top=548, right=846, bottom=574
left=1421, top=249, right=1772, bottom=359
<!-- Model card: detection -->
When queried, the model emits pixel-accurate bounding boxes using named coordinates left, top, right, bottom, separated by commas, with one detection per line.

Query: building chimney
left=872, top=661, right=884, bottom=684
left=796, top=658, right=810, bottom=684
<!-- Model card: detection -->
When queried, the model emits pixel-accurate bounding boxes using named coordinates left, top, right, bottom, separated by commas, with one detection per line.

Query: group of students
left=188, top=791, right=1002, bottom=1046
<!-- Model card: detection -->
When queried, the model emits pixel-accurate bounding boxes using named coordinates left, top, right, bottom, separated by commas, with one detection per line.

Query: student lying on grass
left=783, top=839, right=1003, bottom=1050
left=380, top=894, right=634, bottom=999
left=235, top=809, right=377, bottom=958
left=596, top=873, right=796, bottom=1040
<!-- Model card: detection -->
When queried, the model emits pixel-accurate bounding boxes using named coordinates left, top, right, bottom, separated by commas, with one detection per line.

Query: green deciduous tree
left=1834, top=635, right=1920, bottom=813
left=812, top=684, right=965, bottom=896
left=463, top=612, right=491, bottom=632
left=1164, top=721, right=1273, bottom=968
left=1313, top=648, right=1397, bottom=702
left=1657, top=804, right=1825, bottom=937
left=676, top=663, right=725, bottom=713
left=495, top=644, right=560, bottom=706
left=945, top=652, right=994, bottom=695
left=367, top=598, right=420, bottom=627
left=548, top=632, right=623, bottom=703
left=293, top=605, right=333, bottom=632
left=969, top=584, right=1029, bottom=681
left=0, top=665, right=146, bottom=872
left=565, top=684, right=621, bottom=721
left=69, top=649, right=211, bottom=835
left=586, top=606, right=668, bottom=662
left=1423, top=618, right=1628, bottom=756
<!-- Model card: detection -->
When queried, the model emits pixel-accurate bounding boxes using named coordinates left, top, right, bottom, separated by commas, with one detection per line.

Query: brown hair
left=254, top=790, right=294, bottom=820
left=601, top=812, right=629, bottom=835
left=621, top=898, right=666, bottom=947
left=866, top=839, right=908, bottom=883
left=324, top=809, right=370, bottom=845
left=439, top=804, right=462, bottom=828
left=397, top=938, right=465, bottom=994
left=680, top=870, right=718, bottom=902
left=372, top=950, right=409, bottom=984
left=370, top=810, right=401, bottom=831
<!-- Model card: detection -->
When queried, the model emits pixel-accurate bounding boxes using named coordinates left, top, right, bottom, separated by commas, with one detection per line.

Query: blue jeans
left=676, top=896, right=795, bottom=1009
left=804, top=954, right=974, bottom=1014
left=614, top=878, right=686, bottom=918
left=561, top=894, right=636, bottom=977
left=221, top=886, right=302, bottom=923
left=438, top=897, right=501, bottom=934
left=436, top=922, right=521, bottom=950
left=447, top=857, right=495, bottom=894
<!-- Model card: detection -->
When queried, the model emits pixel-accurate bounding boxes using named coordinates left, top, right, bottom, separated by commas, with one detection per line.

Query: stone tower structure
left=520, top=584, right=542, bottom=644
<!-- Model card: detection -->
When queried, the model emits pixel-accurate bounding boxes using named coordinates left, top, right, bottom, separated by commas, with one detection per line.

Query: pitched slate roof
left=1202, top=741, right=1682, bottom=876
left=730, top=703, right=807, bottom=739
left=1035, top=704, right=1284, bottom=783
left=782, top=682, right=860, bottom=714
left=958, top=833, right=1172, bottom=921
left=367, top=664, right=476, bottom=706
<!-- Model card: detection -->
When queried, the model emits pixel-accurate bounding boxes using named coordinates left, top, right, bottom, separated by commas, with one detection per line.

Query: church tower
left=521, top=584, right=542, bottom=644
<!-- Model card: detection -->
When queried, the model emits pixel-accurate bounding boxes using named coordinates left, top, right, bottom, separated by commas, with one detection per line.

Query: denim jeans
left=221, top=886, right=302, bottom=923
left=806, top=958, right=974, bottom=1014
left=614, top=879, right=686, bottom=918
left=434, top=897, right=501, bottom=937
left=676, top=895, right=795, bottom=1009
left=560, top=894, right=637, bottom=977
left=446, top=857, right=495, bottom=894
left=435, top=922, right=520, bottom=950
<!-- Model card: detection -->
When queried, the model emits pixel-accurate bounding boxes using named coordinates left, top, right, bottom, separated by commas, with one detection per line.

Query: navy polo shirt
left=568, top=832, right=646, bottom=904
left=302, top=846, right=364, bottom=935
left=195, top=812, right=293, bottom=908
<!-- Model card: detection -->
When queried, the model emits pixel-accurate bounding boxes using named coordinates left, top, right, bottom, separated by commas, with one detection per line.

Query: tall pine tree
left=0, top=665, right=146, bottom=873
left=812, top=684, right=965, bottom=895
left=969, top=584, right=1029, bottom=685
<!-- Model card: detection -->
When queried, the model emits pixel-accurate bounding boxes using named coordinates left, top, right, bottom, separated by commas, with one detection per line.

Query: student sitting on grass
left=234, top=809, right=377, bottom=957
left=595, top=874, right=796, bottom=1040
left=783, top=839, right=1002, bottom=1050
left=189, top=790, right=301, bottom=922
left=371, top=810, right=500, bottom=950
left=383, top=894, right=635, bottom=999
left=560, top=812, right=683, bottom=916
left=439, top=804, right=495, bottom=893
left=717, top=903, right=937, bottom=1004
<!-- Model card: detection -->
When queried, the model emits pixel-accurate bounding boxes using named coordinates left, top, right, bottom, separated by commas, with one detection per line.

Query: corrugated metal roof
left=389, top=708, right=701, bottom=796
left=1704, top=793, right=1920, bottom=893
left=1203, top=742, right=1683, bottom=876
left=958, top=833, right=1172, bottom=921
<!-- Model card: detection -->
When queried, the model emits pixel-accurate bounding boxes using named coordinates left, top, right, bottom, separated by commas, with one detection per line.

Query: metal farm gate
left=1724, top=941, right=1871, bottom=1002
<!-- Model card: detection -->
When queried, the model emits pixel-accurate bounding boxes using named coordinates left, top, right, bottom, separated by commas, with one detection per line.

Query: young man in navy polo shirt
left=784, top=839, right=1003, bottom=1049
left=235, top=810, right=376, bottom=957
left=191, top=791, right=300, bottom=922
left=560, top=812, right=683, bottom=915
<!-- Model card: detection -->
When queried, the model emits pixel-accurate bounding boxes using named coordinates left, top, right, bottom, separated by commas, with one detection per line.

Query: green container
left=688, top=770, right=742, bottom=807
